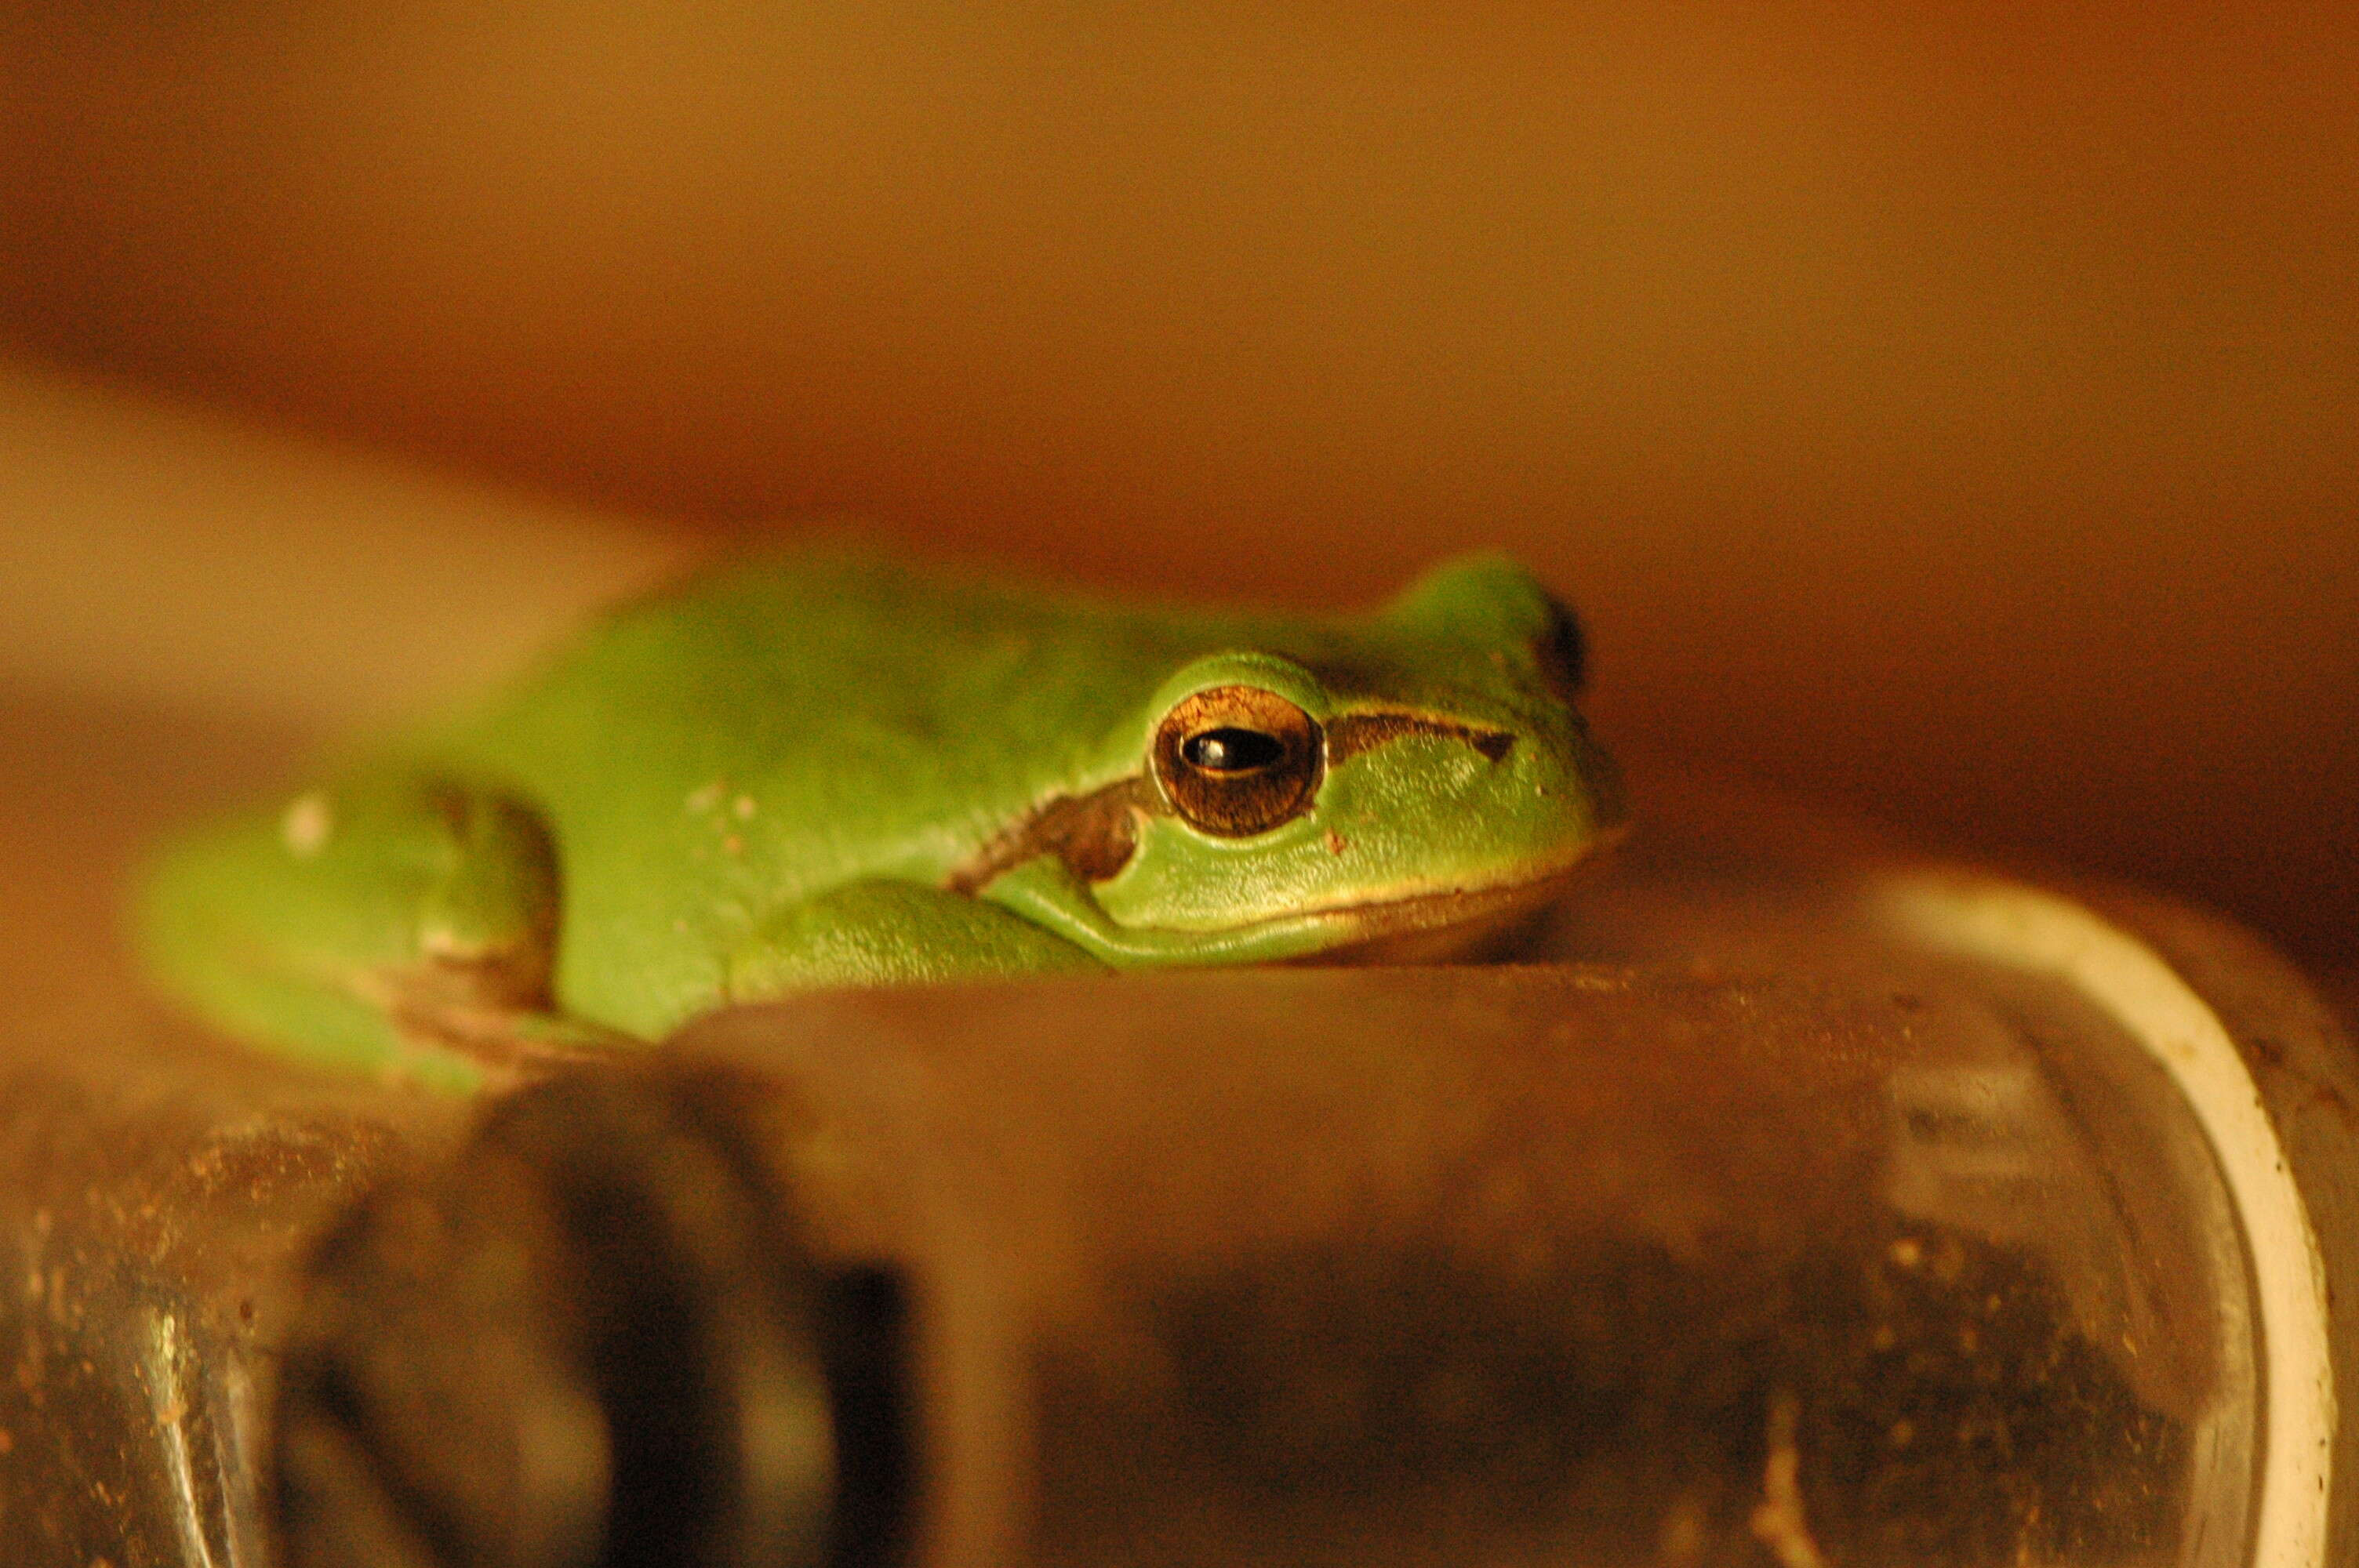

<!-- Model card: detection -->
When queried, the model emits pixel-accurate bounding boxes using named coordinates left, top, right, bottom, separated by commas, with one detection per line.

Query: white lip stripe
left=1874, top=873, right=2334, bottom=1568
left=1267, top=821, right=1636, bottom=926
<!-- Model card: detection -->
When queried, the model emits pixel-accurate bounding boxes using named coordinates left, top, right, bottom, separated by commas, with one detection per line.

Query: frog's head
left=966, top=554, right=1626, bottom=967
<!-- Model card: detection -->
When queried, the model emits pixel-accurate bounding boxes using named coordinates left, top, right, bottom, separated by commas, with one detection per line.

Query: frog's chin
left=994, top=829, right=1623, bottom=970
left=1285, top=862, right=1588, bottom=964
left=1270, top=829, right=1628, bottom=962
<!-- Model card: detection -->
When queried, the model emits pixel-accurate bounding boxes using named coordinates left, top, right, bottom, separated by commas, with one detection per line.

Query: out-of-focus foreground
left=0, top=1, right=2351, bottom=971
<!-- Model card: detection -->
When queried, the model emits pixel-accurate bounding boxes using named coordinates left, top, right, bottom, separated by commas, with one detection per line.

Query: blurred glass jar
left=2, top=780, right=2351, bottom=1568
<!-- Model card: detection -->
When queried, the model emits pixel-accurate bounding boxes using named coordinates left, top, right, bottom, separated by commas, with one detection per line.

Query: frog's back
left=437, top=550, right=1234, bottom=817
left=420, top=550, right=1281, bottom=1029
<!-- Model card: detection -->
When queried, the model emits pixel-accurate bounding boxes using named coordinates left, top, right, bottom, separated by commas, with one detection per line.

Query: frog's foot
left=140, top=775, right=625, bottom=1089
left=725, top=880, right=1107, bottom=999
left=355, top=965, right=641, bottom=1081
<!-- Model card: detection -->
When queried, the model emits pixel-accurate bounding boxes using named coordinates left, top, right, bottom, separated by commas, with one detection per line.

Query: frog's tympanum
left=140, top=550, right=1623, bottom=1082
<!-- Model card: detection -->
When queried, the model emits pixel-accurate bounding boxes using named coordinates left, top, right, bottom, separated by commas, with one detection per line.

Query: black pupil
left=1183, top=728, right=1286, bottom=773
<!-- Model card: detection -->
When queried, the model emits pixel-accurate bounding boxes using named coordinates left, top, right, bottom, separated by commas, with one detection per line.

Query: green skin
left=138, top=550, right=1623, bottom=1089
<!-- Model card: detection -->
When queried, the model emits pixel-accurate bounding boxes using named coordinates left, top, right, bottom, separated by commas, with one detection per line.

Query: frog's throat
left=941, top=709, right=1518, bottom=897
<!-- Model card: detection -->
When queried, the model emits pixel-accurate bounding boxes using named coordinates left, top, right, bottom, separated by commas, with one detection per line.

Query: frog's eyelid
left=1325, top=713, right=1515, bottom=768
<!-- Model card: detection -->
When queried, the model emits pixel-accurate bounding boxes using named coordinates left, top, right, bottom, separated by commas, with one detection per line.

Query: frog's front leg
left=724, top=880, right=1106, bottom=999
left=137, top=777, right=606, bottom=1086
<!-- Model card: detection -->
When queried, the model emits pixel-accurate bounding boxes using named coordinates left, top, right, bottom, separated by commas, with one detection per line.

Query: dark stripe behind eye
left=1325, top=713, right=1515, bottom=767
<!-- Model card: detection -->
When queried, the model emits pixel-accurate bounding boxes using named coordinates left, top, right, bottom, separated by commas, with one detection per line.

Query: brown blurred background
left=0, top=1, right=2352, bottom=974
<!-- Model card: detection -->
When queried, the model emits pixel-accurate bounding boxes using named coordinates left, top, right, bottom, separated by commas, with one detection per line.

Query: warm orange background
left=1, top=2, right=2352, bottom=973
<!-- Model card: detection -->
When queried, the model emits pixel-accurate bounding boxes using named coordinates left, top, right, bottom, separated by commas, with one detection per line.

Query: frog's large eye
left=1152, top=685, right=1322, bottom=837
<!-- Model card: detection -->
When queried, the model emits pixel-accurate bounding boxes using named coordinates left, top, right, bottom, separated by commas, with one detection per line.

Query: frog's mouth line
left=1103, top=822, right=1623, bottom=960
left=1255, top=826, right=1627, bottom=947
left=1307, top=862, right=1587, bottom=942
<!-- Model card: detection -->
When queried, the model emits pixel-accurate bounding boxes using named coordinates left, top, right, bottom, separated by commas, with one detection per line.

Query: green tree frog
left=138, top=550, right=1623, bottom=1087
